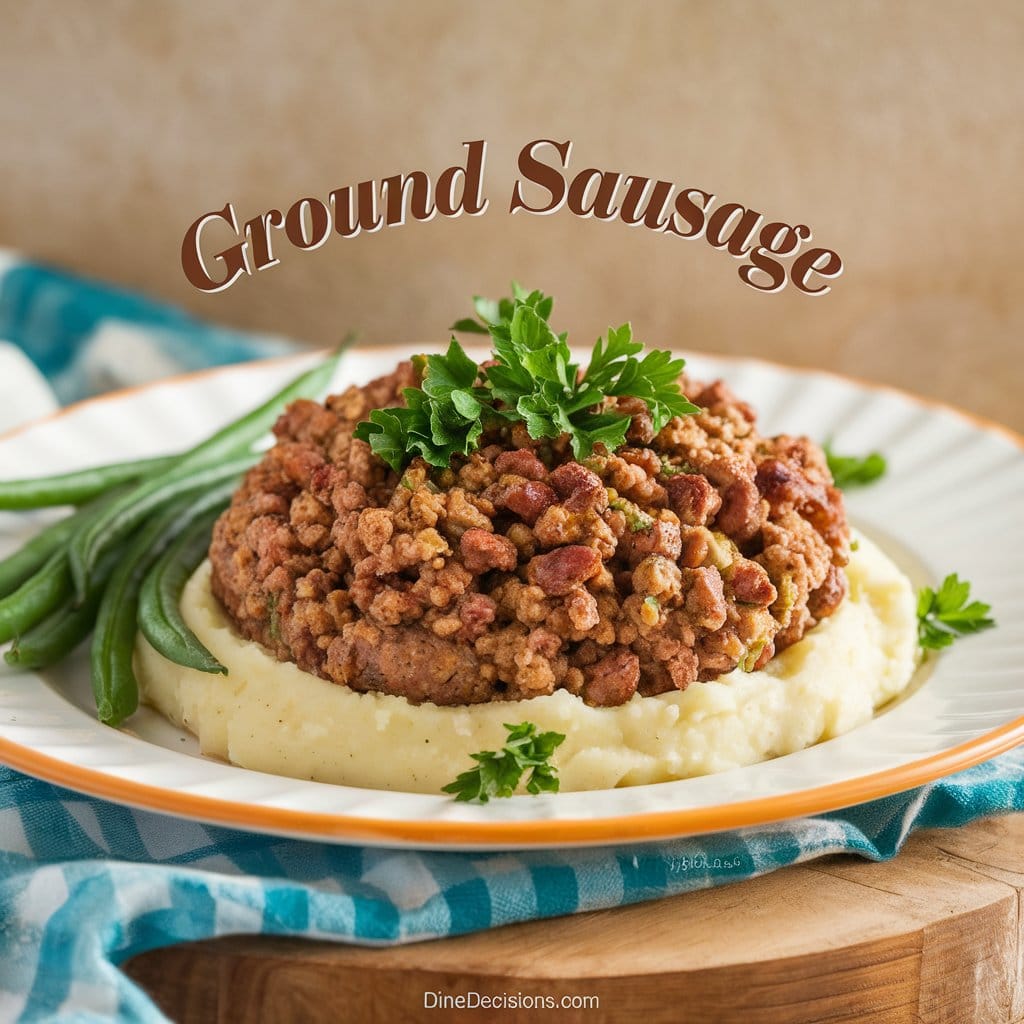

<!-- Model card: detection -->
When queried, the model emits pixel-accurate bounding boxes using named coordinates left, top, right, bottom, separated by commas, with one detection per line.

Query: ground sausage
left=494, top=449, right=548, bottom=480
left=808, top=562, right=847, bottom=619
left=209, top=361, right=850, bottom=707
left=460, top=529, right=517, bottom=574
left=548, top=462, right=607, bottom=512
left=728, top=561, right=777, bottom=606
left=582, top=647, right=640, bottom=706
left=666, top=474, right=722, bottom=527
left=684, top=567, right=728, bottom=631
left=528, top=545, right=603, bottom=596
left=498, top=480, right=557, bottom=525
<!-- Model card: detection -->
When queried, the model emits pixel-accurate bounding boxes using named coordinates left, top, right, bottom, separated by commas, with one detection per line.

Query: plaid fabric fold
left=3, top=754, right=1024, bottom=1023
left=0, top=249, right=291, bottom=403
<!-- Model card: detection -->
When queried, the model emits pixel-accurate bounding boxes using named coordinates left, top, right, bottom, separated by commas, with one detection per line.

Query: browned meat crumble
left=209, top=363, right=850, bottom=707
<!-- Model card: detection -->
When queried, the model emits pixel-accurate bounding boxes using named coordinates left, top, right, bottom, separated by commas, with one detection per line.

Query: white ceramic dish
left=0, top=349, right=1021, bottom=849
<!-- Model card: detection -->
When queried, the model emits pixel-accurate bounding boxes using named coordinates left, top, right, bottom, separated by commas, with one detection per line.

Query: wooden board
left=124, top=814, right=1024, bottom=1024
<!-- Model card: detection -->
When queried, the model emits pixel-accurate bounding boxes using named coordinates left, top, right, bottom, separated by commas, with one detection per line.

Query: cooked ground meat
left=209, top=362, right=850, bottom=707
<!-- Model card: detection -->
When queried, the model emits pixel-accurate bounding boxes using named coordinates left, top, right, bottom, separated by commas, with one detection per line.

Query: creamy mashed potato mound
left=135, top=534, right=918, bottom=792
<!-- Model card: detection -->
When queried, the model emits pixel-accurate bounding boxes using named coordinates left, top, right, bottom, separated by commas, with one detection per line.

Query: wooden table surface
left=125, top=813, right=1024, bottom=1024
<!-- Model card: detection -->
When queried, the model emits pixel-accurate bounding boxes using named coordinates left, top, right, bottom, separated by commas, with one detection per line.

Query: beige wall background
left=0, top=0, right=1021, bottom=428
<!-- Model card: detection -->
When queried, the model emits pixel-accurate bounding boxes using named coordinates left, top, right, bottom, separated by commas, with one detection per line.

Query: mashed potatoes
left=135, top=533, right=918, bottom=793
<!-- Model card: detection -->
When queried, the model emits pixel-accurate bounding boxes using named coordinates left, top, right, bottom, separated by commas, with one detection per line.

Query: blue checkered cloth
left=0, top=250, right=291, bottom=403
left=1, top=254, right=1022, bottom=1023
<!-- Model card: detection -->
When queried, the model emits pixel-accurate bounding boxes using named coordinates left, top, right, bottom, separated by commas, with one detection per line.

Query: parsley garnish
left=353, top=339, right=491, bottom=472
left=449, top=281, right=553, bottom=334
left=441, top=721, right=566, bottom=802
left=824, top=443, right=887, bottom=489
left=917, top=573, right=996, bottom=650
left=354, top=285, right=699, bottom=472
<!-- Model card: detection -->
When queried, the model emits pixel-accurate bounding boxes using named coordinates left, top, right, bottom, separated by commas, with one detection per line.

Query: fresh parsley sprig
left=355, top=285, right=698, bottom=471
left=450, top=281, right=554, bottom=335
left=354, top=340, right=491, bottom=472
left=824, top=443, right=887, bottom=489
left=917, top=573, right=996, bottom=651
left=442, top=721, right=566, bottom=802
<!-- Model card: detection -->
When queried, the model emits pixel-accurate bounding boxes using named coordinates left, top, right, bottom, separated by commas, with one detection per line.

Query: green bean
left=0, top=485, right=128, bottom=602
left=0, top=454, right=179, bottom=510
left=68, top=451, right=257, bottom=599
left=90, top=481, right=236, bottom=725
left=3, top=558, right=116, bottom=670
left=68, top=348, right=343, bottom=596
left=0, top=515, right=77, bottom=599
left=0, top=551, right=72, bottom=645
left=138, top=511, right=228, bottom=675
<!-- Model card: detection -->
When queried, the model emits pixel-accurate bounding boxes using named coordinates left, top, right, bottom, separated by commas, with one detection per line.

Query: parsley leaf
left=482, top=298, right=697, bottom=458
left=824, top=443, right=887, bottom=489
left=585, top=329, right=697, bottom=433
left=442, top=721, right=567, bottom=802
left=916, top=573, right=996, bottom=650
left=360, top=284, right=698, bottom=471
left=353, top=339, right=488, bottom=472
left=451, top=283, right=554, bottom=334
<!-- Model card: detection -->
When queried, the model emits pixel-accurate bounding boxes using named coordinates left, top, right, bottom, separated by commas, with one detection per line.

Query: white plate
left=0, top=350, right=1021, bottom=850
